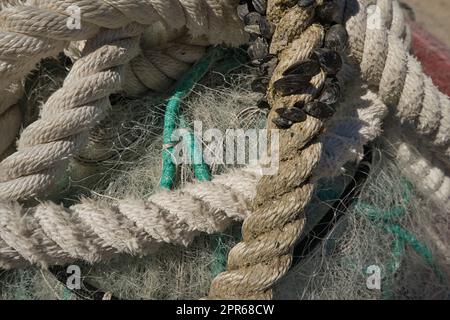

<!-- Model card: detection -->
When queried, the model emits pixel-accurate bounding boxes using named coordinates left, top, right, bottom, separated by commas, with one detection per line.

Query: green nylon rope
left=160, top=47, right=225, bottom=189
left=160, top=47, right=247, bottom=190
left=357, top=179, right=447, bottom=298
left=159, top=47, right=246, bottom=276
left=178, top=115, right=211, bottom=183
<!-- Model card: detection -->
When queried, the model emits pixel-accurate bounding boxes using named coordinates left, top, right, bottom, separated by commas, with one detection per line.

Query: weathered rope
left=0, top=0, right=447, bottom=302
left=345, top=0, right=450, bottom=167
left=0, top=0, right=247, bottom=200
left=344, top=0, right=450, bottom=208
left=209, top=1, right=329, bottom=299
left=317, top=85, right=387, bottom=177
left=0, top=166, right=260, bottom=269
left=386, top=130, right=450, bottom=212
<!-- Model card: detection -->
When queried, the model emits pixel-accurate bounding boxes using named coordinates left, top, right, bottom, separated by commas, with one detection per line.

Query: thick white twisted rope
left=0, top=166, right=260, bottom=269
left=386, top=126, right=450, bottom=212
left=0, top=24, right=145, bottom=200
left=0, top=0, right=247, bottom=200
left=345, top=0, right=450, bottom=167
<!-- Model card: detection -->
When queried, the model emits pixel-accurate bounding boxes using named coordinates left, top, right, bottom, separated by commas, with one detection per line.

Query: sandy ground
left=404, top=0, right=450, bottom=47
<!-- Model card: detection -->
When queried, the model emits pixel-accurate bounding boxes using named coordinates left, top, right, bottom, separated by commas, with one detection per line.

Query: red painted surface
left=410, top=21, right=450, bottom=96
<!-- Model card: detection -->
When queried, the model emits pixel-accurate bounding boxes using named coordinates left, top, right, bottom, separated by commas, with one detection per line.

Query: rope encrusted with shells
left=243, top=0, right=347, bottom=124
left=208, top=0, right=348, bottom=299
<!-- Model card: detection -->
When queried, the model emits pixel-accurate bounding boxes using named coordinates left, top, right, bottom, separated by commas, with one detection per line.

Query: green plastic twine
left=160, top=47, right=225, bottom=189
left=211, top=235, right=229, bottom=277
left=178, top=116, right=211, bottom=183
left=159, top=47, right=247, bottom=276
left=357, top=179, right=446, bottom=297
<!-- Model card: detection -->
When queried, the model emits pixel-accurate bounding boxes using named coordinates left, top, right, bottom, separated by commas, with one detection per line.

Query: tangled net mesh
left=0, top=52, right=448, bottom=299
left=278, top=147, right=449, bottom=300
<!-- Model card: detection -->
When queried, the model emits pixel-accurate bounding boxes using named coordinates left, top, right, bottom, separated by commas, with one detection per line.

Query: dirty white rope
left=0, top=0, right=447, bottom=280
left=345, top=0, right=450, bottom=167
left=0, top=0, right=247, bottom=200
left=0, top=24, right=145, bottom=200
left=385, top=126, right=450, bottom=212
left=0, top=166, right=260, bottom=269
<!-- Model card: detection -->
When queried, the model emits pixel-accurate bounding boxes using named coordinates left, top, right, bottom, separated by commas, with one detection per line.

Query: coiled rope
left=345, top=0, right=450, bottom=167
left=0, top=0, right=247, bottom=169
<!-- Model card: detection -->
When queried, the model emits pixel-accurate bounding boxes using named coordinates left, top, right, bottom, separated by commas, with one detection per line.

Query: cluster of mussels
left=237, top=0, right=277, bottom=110
left=239, top=0, right=349, bottom=129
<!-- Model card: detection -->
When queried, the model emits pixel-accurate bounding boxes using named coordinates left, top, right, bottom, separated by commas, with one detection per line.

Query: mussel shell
left=257, top=98, right=270, bottom=109
left=247, top=37, right=269, bottom=61
left=293, top=101, right=305, bottom=109
left=304, top=101, right=336, bottom=119
left=237, top=4, right=250, bottom=21
left=244, top=24, right=262, bottom=36
left=252, top=0, right=267, bottom=15
left=251, top=77, right=270, bottom=93
left=325, top=24, right=348, bottom=52
left=313, top=48, right=342, bottom=75
left=317, top=1, right=343, bottom=24
left=282, top=59, right=321, bottom=77
left=318, top=77, right=341, bottom=105
left=276, top=107, right=307, bottom=123
left=273, top=74, right=312, bottom=96
left=297, top=0, right=315, bottom=8
left=259, top=55, right=278, bottom=76
left=259, top=17, right=275, bottom=39
left=272, top=116, right=293, bottom=129
left=244, top=12, right=262, bottom=26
